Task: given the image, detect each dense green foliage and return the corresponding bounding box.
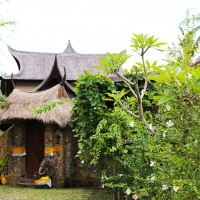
[70,13,200,200]
[70,72,115,138]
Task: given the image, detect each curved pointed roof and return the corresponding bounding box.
[5,41,108,81]
[33,55,75,96]
[63,40,77,54]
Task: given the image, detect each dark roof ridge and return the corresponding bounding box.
[33,55,75,95]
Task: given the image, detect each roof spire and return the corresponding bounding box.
[11,73,15,89]
[63,40,77,54]
[60,67,66,86]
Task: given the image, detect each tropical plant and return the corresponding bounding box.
[70,14,200,199]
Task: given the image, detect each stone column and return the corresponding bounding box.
[53,126,66,187]
[7,121,26,185]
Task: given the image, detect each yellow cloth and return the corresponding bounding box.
[35,176,51,187]
[44,148,54,156]
[45,146,63,155]
[12,147,26,156]
[53,145,62,152]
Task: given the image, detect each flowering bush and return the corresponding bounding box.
[70,14,200,200]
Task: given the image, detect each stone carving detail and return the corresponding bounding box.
[38,156,55,177]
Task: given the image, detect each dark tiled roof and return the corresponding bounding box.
[5,41,108,81]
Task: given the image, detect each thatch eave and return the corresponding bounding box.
[0,85,74,128]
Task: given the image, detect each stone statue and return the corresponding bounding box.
[38,156,55,178]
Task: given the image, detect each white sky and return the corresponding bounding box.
[0,0,199,74]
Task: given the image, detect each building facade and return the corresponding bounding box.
[0,41,113,187]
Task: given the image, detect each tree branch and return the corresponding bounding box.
[115,72,137,99]
[141,79,148,100]
[118,100,139,119]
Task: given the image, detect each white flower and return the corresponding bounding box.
[118,174,123,177]
[130,121,135,127]
[187,73,192,79]
[132,194,138,200]
[125,188,131,195]
[162,184,168,191]
[163,131,166,138]
[123,149,128,154]
[101,184,105,189]
[150,161,154,167]
[149,123,154,130]
[150,176,155,182]
[112,146,117,151]
[166,105,171,111]
[166,120,174,128]
[172,186,179,192]
[81,160,84,164]
[77,150,82,154]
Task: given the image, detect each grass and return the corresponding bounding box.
[0,185,112,200]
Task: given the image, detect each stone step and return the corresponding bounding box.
[18,178,35,186]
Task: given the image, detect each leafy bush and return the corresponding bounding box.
[70,13,200,200]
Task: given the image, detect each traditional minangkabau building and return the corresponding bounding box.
[0,41,117,187]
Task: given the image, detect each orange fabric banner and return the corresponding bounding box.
[10,147,26,156]
[12,147,26,154]
[45,147,54,156]
[53,145,62,152]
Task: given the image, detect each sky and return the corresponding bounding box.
[0,0,199,74]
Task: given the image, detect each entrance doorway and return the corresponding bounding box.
[25,120,44,179]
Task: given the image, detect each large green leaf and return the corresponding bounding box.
[0,155,8,167]
[158,94,174,105]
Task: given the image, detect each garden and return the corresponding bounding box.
[0,11,200,200]
[69,12,200,200]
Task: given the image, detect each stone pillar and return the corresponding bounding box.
[0,130,8,160]
[43,125,73,187]
[52,126,66,187]
[44,125,53,147]
[65,126,73,185]
[7,121,26,185]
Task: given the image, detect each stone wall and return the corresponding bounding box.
[6,121,26,185]
[0,132,8,160]
[1,121,99,187]
[44,124,73,187]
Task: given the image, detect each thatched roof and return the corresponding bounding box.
[0,85,74,128]
[5,41,109,81]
